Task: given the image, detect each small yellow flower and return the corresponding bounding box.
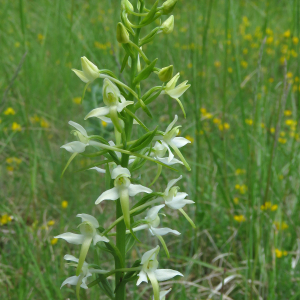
[235,184,240,190]
[261,123,265,128]
[12,122,22,131]
[228,67,233,73]
[270,127,275,134]
[200,108,207,114]
[203,112,213,119]
[266,36,273,44]
[241,61,248,68]
[278,137,287,144]
[214,61,221,68]
[278,174,284,180]
[61,200,68,209]
[283,250,288,256]
[243,48,248,55]
[271,204,278,211]
[4,107,16,115]
[266,28,273,35]
[239,184,247,194]
[293,37,299,45]
[15,42,20,48]
[72,97,81,104]
[280,56,286,65]
[284,110,292,116]
[6,165,14,172]
[285,119,294,126]
[287,72,293,79]
[245,119,253,126]
[37,33,45,42]
[281,222,289,230]
[51,238,58,245]
[6,157,14,164]
[213,118,221,124]
[275,249,283,258]
[269,78,274,83]
[0,214,13,225]
[101,120,108,127]
[185,135,194,144]
[233,197,239,204]
[40,119,50,128]
[187,63,193,69]
[280,131,286,137]
[283,30,291,38]
[47,220,55,226]
[223,123,230,130]
[235,169,246,175]
[234,215,246,222]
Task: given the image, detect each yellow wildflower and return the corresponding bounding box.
[241,61,248,68]
[213,118,221,124]
[287,72,293,79]
[15,42,20,48]
[278,174,284,180]
[270,127,275,134]
[281,222,289,230]
[0,214,13,225]
[40,119,50,128]
[245,119,253,126]
[266,28,273,35]
[243,48,248,55]
[101,120,108,127]
[228,67,233,73]
[280,56,286,64]
[235,184,240,190]
[235,169,246,175]
[280,131,286,137]
[187,63,193,69]
[271,204,278,211]
[239,184,247,194]
[261,123,265,128]
[51,238,58,245]
[6,166,14,172]
[234,215,246,222]
[72,97,81,104]
[12,122,22,131]
[61,200,68,209]
[185,135,194,144]
[275,249,283,258]
[203,112,213,119]
[214,61,221,68]
[293,37,299,45]
[37,33,45,42]
[242,16,250,26]
[269,78,274,83]
[244,34,252,41]
[283,30,291,38]
[266,36,273,44]
[47,220,55,226]
[233,197,239,204]
[278,137,287,144]
[285,119,294,126]
[4,107,16,115]
[200,108,207,114]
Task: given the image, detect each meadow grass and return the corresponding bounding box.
[1,0,300,299]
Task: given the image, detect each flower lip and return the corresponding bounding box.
[111,165,131,179]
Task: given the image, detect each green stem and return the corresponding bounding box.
[128,41,151,64]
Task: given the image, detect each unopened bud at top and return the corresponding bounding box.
[158,65,173,82]
[121,0,134,12]
[161,15,174,34]
[116,22,130,44]
[162,0,178,15]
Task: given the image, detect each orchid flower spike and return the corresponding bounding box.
[161,73,190,118]
[61,254,108,300]
[72,56,100,84]
[84,79,133,132]
[55,214,109,276]
[95,165,152,230]
[159,115,191,170]
[152,288,172,300]
[137,246,183,300]
[127,204,180,257]
[163,176,196,228]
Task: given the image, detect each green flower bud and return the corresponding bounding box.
[158,65,173,82]
[121,0,134,12]
[162,0,178,15]
[116,22,130,44]
[161,15,174,34]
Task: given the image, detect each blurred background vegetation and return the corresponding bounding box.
[1,0,300,299]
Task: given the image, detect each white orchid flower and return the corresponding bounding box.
[163,176,196,228]
[158,115,191,170]
[127,205,180,257]
[84,79,133,132]
[61,254,108,299]
[137,246,183,300]
[153,288,172,300]
[55,214,109,276]
[151,141,183,166]
[95,165,152,229]
[161,73,190,117]
[72,56,100,84]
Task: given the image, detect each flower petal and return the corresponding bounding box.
[84,107,110,120]
[146,205,165,221]
[165,176,182,194]
[156,157,183,166]
[166,199,194,210]
[61,276,79,289]
[116,100,134,112]
[72,69,89,83]
[93,233,109,245]
[111,165,131,179]
[137,270,148,285]
[165,115,178,134]
[95,187,119,204]
[154,269,183,281]
[61,141,87,153]
[76,213,99,228]
[161,141,174,162]
[89,166,106,173]
[128,184,152,197]
[64,254,79,263]
[171,137,191,148]
[55,232,84,245]
[166,73,180,90]
[167,81,190,98]
[141,245,160,264]
[150,227,181,236]
[68,121,88,137]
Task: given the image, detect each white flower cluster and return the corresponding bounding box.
[56,1,194,299]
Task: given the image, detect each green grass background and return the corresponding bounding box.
[1,0,300,299]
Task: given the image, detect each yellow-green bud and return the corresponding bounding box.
[158,65,173,82]
[121,0,134,12]
[116,22,130,44]
[161,15,174,34]
[162,0,178,15]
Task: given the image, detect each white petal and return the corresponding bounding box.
[146,205,165,221]
[141,246,160,264]
[68,121,88,137]
[137,270,148,285]
[165,115,178,133]
[171,137,191,148]
[72,69,89,83]
[116,101,134,112]
[156,157,183,166]
[95,187,119,204]
[61,276,79,288]
[165,176,182,194]
[103,78,121,97]
[64,254,79,263]
[128,184,152,197]
[76,214,99,228]
[93,233,109,245]
[111,165,131,179]
[161,141,174,162]
[89,167,106,173]
[150,227,181,236]
[128,158,135,164]
[166,199,194,210]
[173,192,188,201]
[159,289,172,300]
[130,224,148,233]
[80,277,89,289]
[97,115,112,123]
[55,232,84,245]
[166,73,180,90]
[154,269,183,281]
[61,141,87,153]
[167,81,190,98]
[84,107,110,120]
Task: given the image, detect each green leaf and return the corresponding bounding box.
[61,153,77,177]
[140,0,159,25]
[96,275,114,300]
[133,58,158,84]
[125,234,136,254]
[129,127,158,152]
[121,53,130,73]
